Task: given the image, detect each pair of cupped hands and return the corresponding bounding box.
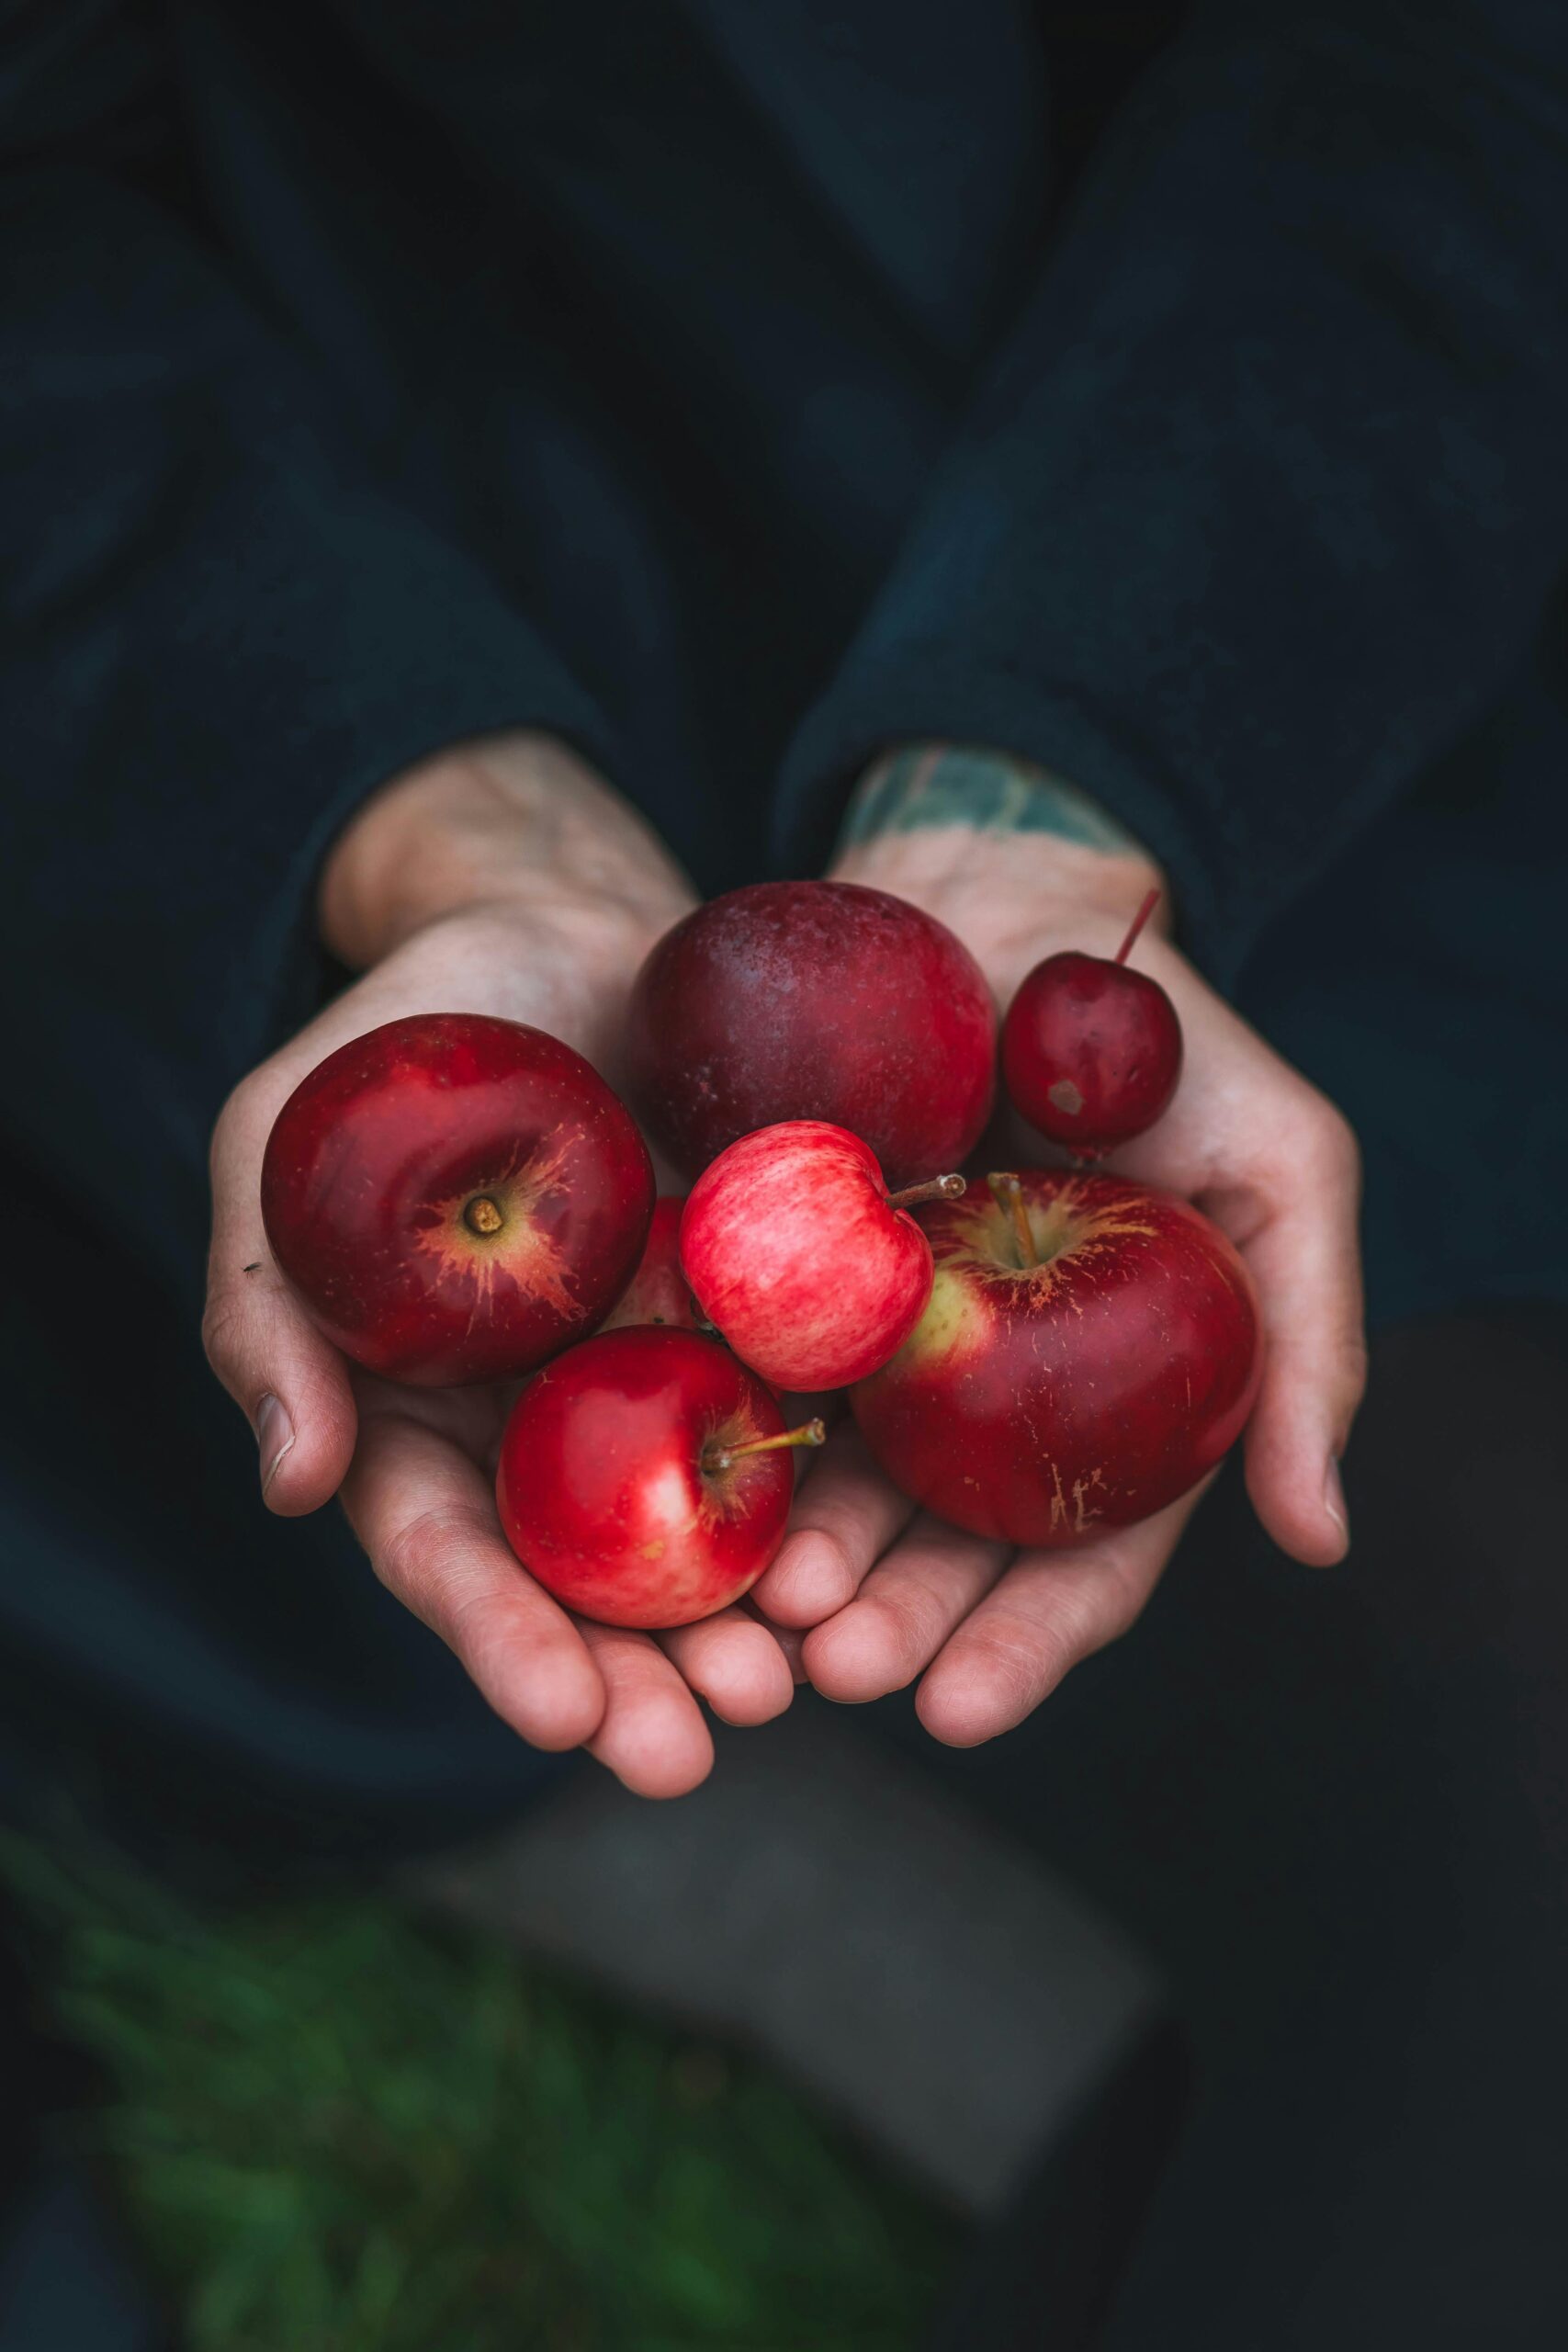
[204,732,1367,1798]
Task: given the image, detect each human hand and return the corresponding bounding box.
[753,746,1366,1745]
[202,733,795,1796]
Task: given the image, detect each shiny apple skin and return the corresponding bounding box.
[625,880,996,1187]
[496,1328,795,1628]
[1003,953,1183,1156]
[598,1196,698,1333]
[852,1171,1260,1546]
[261,1013,653,1386]
[680,1122,934,1391]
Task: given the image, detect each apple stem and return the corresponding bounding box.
[987,1171,1038,1268]
[886,1172,965,1213]
[1114,888,1161,967]
[704,1419,827,1476]
[462,1194,505,1237]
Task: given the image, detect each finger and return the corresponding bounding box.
[802,1515,1010,1704]
[760,1615,811,1683]
[751,1424,919,1627]
[341,1408,605,1752]
[205,1078,356,1515]
[659,1606,795,1725]
[739,1600,810,1682]
[577,1623,716,1799]
[1222,1120,1366,1567]
[915,1483,1206,1747]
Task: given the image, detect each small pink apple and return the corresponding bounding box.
[679,1121,963,1391]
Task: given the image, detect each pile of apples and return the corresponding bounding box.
[262,883,1260,1629]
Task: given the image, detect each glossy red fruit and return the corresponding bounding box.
[1003,892,1182,1157]
[496,1328,824,1628]
[599,1197,699,1334]
[852,1170,1260,1547]
[261,1013,653,1386]
[625,880,996,1187]
[680,1122,964,1392]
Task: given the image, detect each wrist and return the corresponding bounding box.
[830,742,1168,931]
[319,729,695,970]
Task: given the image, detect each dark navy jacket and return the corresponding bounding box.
[4,1,1566,1849]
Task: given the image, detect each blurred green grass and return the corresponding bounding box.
[3,1839,956,2352]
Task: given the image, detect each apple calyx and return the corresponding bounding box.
[987,1171,1039,1268]
[461,1193,506,1237]
[701,1418,827,1476]
[885,1172,965,1213]
[1113,888,1162,967]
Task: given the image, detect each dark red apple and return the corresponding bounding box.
[496,1328,824,1628]
[852,1170,1260,1546]
[1003,891,1182,1157]
[599,1196,699,1334]
[625,880,996,1187]
[680,1122,964,1392]
[261,1012,653,1386]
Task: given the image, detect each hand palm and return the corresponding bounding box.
[206,906,795,1800]
[756,899,1366,1747]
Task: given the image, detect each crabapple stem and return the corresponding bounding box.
[1114,888,1162,967]
[886,1172,965,1212]
[987,1171,1038,1268]
[463,1194,505,1236]
[704,1418,827,1476]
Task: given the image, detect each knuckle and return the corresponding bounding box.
[883,1561,959,1657]
[1091,1555,1151,1648]
[209,1069,268,1168]
[1039,1581,1109,1668]
[802,1521,856,1592]
[965,1614,1068,1713]
[377,1504,492,1615]
[1259,1087,1359,1193]
[1304,1098,1362,1190]
[199,1289,250,1383]
[446,1586,518,1689]
[841,1493,894,1560]
[200,1265,299,1399]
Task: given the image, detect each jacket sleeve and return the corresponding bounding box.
[777,0,1568,979]
[1,144,614,1272]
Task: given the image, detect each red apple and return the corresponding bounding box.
[261,1012,653,1386]
[679,1122,964,1391]
[1003,891,1182,1158]
[496,1328,824,1628]
[601,1196,786,1398]
[625,880,996,1187]
[852,1170,1260,1546]
[598,1196,700,1334]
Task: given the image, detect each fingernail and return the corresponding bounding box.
[1323,1456,1349,1549]
[255,1395,295,1497]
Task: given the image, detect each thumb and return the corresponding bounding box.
[203,1072,357,1513]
